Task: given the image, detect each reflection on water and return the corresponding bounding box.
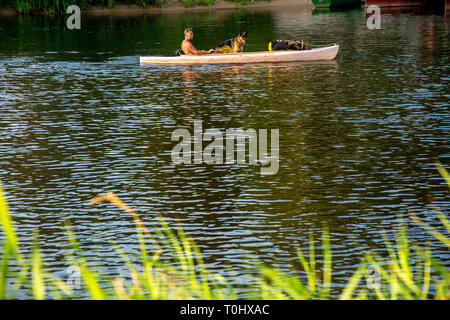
[0,7,449,296]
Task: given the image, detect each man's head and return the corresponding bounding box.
[184,28,193,40]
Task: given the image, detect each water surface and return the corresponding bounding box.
[0,7,449,297]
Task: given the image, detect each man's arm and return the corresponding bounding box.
[182,41,213,55]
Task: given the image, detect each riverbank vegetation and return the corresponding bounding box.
[0,162,449,299]
[0,0,267,13]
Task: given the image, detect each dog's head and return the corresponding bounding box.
[237,31,248,45]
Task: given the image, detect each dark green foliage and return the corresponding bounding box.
[0,0,267,13]
[194,0,213,6]
[0,1,163,13]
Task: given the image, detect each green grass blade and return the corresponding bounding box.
[32,242,45,300]
[395,217,412,281]
[409,213,450,248]
[380,229,399,265]
[7,264,29,300]
[435,160,450,189]
[48,274,74,298]
[321,227,332,299]
[0,241,10,299]
[420,244,431,299]
[158,217,188,273]
[339,264,364,300]
[433,207,450,234]
[296,247,314,291]
[79,263,106,300]
[192,242,211,299]
[0,180,21,262]
[309,233,316,277]
[65,225,106,299]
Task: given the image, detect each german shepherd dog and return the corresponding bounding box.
[214,31,248,53]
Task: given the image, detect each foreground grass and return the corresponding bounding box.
[0,162,449,299]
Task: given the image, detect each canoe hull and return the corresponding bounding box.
[140,45,339,66]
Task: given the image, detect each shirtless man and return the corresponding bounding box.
[181,28,215,55]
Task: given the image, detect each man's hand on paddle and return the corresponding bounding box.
[181,41,213,55]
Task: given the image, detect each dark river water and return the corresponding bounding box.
[0,7,449,297]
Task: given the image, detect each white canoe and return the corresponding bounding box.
[140,44,339,66]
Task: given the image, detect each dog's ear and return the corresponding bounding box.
[241,31,248,38]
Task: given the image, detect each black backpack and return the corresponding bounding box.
[268,40,310,51]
